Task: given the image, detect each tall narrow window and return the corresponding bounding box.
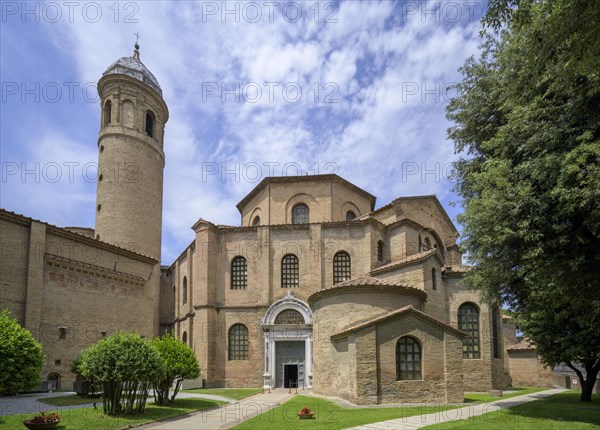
[333,251,351,284]
[458,303,480,359]
[145,110,155,137]
[182,276,187,304]
[58,327,67,340]
[229,324,248,360]
[292,204,309,224]
[103,100,112,127]
[432,268,437,290]
[252,216,260,226]
[492,306,501,359]
[377,240,384,262]
[182,331,187,345]
[346,210,356,221]
[396,336,422,380]
[281,254,299,288]
[231,256,247,289]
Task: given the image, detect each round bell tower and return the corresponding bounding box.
[95,43,168,261]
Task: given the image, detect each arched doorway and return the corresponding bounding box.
[47,373,61,391]
[261,291,312,389]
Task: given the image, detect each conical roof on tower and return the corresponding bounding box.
[102,43,162,96]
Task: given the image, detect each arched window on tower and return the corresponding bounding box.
[396,337,422,380]
[182,276,187,304]
[292,204,309,224]
[182,331,187,345]
[252,216,260,226]
[103,100,112,127]
[458,303,480,359]
[281,254,299,288]
[145,110,155,138]
[333,251,351,284]
[231,256,247,289]
[228,324,248,360]
[346,210,356,221]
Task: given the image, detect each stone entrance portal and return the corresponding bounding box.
[261,291,312,389]
[277,341,304,388]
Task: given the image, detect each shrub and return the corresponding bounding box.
[152,333,201,405]
[79,333,164,414]
[0,309,43,395]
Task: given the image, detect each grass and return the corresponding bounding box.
[464,387,547,403]
[182,387,263,400]
[231,394,460,430]
[422,391,600,429]
[39,394,101,406]
[0,397,224,430]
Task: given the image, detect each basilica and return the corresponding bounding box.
[0,46,509,404]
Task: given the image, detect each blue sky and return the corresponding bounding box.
[1,1,486,264]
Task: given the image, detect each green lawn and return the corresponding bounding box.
[422,391,600,429]
[39,394,101,406]
[231,394,459,430]
[183,388,262,400]
[0,398,224,430]
[464,387,547,403]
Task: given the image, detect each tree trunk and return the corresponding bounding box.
[567,360,600,402]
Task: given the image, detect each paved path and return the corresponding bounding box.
[0,391,93,416]
[142,389,295,430]
[347,388,567,430]
[0,391,232,417]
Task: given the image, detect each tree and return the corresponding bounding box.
[447,0,600,401]
[79,333,164,414]
[70,355,96,396]
[0,310,44,395]
[152,334,201,405]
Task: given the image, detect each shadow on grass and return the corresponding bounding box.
[484,391,599,428]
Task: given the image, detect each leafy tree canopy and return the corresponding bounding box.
[152,334,201,405]
[0,310,44,395]
[448,0,600,401]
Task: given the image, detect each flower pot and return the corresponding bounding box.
[297,412,314,419]
[23,418,61,430]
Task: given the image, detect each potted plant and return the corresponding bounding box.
[23,412,61,429]
[297,406,314,419]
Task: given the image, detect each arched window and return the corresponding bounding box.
[492,306,501,359]
[103,100,112,127]
[346,210,356,221]
[182,276,187,304]
[274,309,305,325]
[228,324,248,360]
[252,216,260,226]
[333,251,351,284]
[145,110,155,137]
[231,257,247,289]
[292,204,309,224]
[281,254,299,288]
[182,331,187,344]
[458,303,480,359]
[396,337,422,380]
[377,240,384,262]
[432,268,437,290]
